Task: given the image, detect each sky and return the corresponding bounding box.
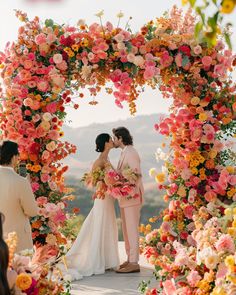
[0,0,235,127]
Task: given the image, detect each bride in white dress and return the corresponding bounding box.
[61,133,120,280]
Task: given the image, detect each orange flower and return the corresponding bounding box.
[16,273,32,290]
[32,220,42,229]
[205,159,215,169]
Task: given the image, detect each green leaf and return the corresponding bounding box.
[189,0,196,7]
[182,56,190,67]
[45,19,54,27]
[224,33,232,50]
[194,21,203,39]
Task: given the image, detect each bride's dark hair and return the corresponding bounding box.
[0,213,11,295]
[95,133,110,153]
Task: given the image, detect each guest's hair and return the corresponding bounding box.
[0,141,19,165]
[95,133,110,153]
[0,213,11,295]
[112,127,133,145]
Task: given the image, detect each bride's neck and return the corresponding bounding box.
[100,149,109,160]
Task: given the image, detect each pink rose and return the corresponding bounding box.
[35,33,47,45]
[37,197,48,206]
[37,80,49,92]
[202,56,212,67]
[162,279,176,295]
[53,53,63,64]
[31,182,40,193]
[204,190,217,202]
[193,45,202,55]
[187,270,201,287]
[215,234,235,253]
[46,102,57,113]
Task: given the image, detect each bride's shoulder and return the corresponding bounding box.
[92,158,106,171]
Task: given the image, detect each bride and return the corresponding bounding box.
[61,133,120,280]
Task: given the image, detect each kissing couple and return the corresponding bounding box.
[60,127,144,280]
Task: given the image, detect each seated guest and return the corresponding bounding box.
[0,140,39,252]
[0,213,11,295]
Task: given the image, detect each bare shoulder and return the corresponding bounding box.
[92,158,106,171]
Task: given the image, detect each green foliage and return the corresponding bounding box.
[60,214,85,241]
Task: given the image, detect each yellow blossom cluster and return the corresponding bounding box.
[186,150,205,173]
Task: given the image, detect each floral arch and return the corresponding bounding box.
[0,6,236,294]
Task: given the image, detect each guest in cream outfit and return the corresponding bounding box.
[112,127,144,273]
[0,141,38,252]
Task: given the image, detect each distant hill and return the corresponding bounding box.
[62,113,168,188]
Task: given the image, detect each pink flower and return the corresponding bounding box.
[144,67,156,80]
[53,53,63,64]
[186,270,201,287]
[215,234,235,253]
[183,205,194,219]
[41,174,50,183]
[193,45,202,55]
[31,182,40,193]
[162,279,176,295]
[35,33,47,45]
[46,102,57,113]
[161,221,171,233]
[37,80,49,92]
[202,56,212,67]
[37,197,48,206]
[204,190,217,202]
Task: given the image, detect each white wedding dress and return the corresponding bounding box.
[61,193,120,280]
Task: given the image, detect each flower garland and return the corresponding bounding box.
[0,6,235,294]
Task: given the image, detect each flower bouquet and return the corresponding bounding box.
[5,232,72,295]
[81,167,107,199]
[105,165,140,200]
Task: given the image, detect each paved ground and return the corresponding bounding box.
[71,242,156,295]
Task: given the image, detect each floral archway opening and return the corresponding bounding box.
[0,6,236,294]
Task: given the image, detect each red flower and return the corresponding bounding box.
[179,45,191,56]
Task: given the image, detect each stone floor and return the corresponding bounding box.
[71,242,156,295]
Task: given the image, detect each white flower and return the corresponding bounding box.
[42,112,52,122]
[155,148,168,162]
[95,10,104,17]
[117,11,124,18]
[77,19,86,26]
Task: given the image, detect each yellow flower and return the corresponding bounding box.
[225,255,235,267]
[155,173,165,183]
[226,166,235,174]
[16,273,32,290]
[224,208,233,217]
[199,112,208,121]
[227,274,236,284]
[212,286,227,295]
[191,167,198,175]
[163,215,170,222]
[72,44,79,52]
[182,0,188,5]
[228,227,236,236]
[149,168,157,178]
[191,96,200,105]
[145,224,152,232]
[221,0,235,13]
[80,39,89,47]
[209,149,217,159]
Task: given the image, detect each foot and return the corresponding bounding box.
[116,263,140,273]
[119,261,129,269]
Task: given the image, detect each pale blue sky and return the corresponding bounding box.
[0,0,235,127]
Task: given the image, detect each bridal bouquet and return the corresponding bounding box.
[81,167,107,199]
[105,166,140,200]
